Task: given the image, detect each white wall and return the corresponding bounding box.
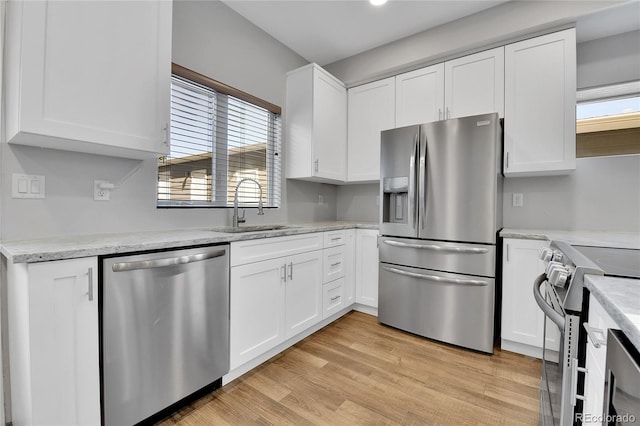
[503,155,640,232]
[577,30,640,89]
[0,0,337,241]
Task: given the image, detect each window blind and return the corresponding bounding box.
[158,74,281,208]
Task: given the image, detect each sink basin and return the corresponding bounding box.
[210,224,294,233]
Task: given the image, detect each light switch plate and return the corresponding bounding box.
[12,174,45,199]
[512,193,524,207]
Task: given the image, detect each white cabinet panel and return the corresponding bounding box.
[8,257,100,426]
[347,77,396,182]
[324,229,346,248]
[344,229,357,306]
[444,47,504,119]
[583,293,619,423]
[4,0,172,159]
[501,238,560,358]
[504,29,576,176]
[286,63,347,183]
[285,250,323,338]
[230,258,285,370]
[395,63,445,126]
[231,232,323,266]
[323,245,346,284]
[355,229,380,308]
[323,278,346,319]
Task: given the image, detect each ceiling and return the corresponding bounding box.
[221,0,640,66]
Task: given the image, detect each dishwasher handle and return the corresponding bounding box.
[112,249,227,272]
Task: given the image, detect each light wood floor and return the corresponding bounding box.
[158,311,542,425]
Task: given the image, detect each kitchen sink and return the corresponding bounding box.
[210,224,296,233]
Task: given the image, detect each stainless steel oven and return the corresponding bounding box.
[534,241,640,426]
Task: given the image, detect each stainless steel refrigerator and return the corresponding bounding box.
[378,112,502,354]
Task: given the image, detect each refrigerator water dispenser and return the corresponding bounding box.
[382,176,409,224]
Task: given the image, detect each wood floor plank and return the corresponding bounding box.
[158,311,542,425]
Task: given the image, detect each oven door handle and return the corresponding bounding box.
[533,273,565,330]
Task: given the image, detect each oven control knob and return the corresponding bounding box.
[552,251,564,262]
[540,248,555,262]
[545,261,563,276]
[548,264,570,287]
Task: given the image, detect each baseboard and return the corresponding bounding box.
[501,339,559,362]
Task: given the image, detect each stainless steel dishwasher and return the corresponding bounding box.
[101,245,229,426]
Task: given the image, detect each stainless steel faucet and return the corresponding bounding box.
[233,178,264,227]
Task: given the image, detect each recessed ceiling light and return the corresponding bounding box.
[370,0,387,6]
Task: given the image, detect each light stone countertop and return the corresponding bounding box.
[1,221,379,264]
[500,228,640,249]
[585,275,640,352]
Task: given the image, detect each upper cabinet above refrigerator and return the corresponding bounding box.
[503,28,576,177]
[4,0,173,160]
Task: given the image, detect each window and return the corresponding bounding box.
[576,82,640,158]
[158,64,282,208]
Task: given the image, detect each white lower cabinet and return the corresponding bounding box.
[7,257,100,426]
[285,251,324,338]
[323,278,346,319]
[344,229,357,305]
[229,257,286,370]
[501,238,560,358]
[582,294,618,424]
[230,249,323,370]
[355,229,379,308]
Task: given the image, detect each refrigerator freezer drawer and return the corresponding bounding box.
[378,236,496,278]
[378,262,494,353]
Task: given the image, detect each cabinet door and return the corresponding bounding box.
[347,77,396,182]
[230,258,285,369]
[285,250,323,338]
[344,229,357,306]
[28,257,100,426]
[501,238,560,355]
[313,69,347,181]
[355,230,380,307]
[444,47,504,119]
[504,29,576,176]
[5,0,171,159]
[395,63,445,126]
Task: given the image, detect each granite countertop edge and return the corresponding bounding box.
[500,228,640,249]
[584,275,640,353]
[1,222,379,264]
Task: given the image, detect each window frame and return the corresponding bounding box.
[576,81,640,158]
[157,64,282,208]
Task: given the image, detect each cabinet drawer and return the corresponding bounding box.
[231,233,323,266]
[324,246,346,283]
[323,278,345,319]
[324,230,346,247]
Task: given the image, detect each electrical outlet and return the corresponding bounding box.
[94,180,111,201]
[512,193,524,207]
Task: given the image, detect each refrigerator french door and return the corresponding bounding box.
[378,113,502,354]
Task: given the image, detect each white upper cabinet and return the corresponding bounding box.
[347,77,396,182]
[444,47,505,119]
[395,63,445,127]
[4,0,172,159]
[504,28,576,177]
[286,64,347,183]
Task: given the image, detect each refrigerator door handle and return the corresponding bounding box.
[382,266,489,286]
[418,133,427,231]
[381,239,490,254]
[409,133,419,230]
